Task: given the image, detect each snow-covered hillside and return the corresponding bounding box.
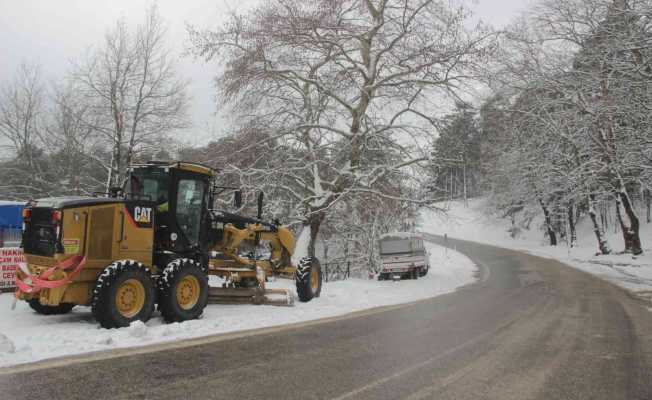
[419,199,652,301]
[0,242,476,367]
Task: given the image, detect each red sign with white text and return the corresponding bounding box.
[0,247,23,290]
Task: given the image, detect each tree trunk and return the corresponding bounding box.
[105,151,115,191]
[600,201,607,233]
[307,211,326,259]
[616,189,643,255]
[450,168,453,200]
[614,197,630,248]
[567,201,577,248]
[113,143,121,188]
[539,198,557,246]
[463,160,467,207]
[588,195,611,255]
[645,188,651,224]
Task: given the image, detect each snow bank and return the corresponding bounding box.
[0,243,476,367]
[419,199,652,299]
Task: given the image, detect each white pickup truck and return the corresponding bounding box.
[377,233,429,281]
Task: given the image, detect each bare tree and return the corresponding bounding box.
[0,63,53,197]
[0,63,45,174]
[189,0,496,256]
[75,5,190,190]
[46,80,106,195]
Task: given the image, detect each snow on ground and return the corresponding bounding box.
[419,198,652,301]
[0,243,476,367]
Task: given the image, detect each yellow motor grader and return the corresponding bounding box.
[15,161,322,328]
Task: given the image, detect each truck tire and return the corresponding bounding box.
[158,259,209,323]
[296,257,322,302]
[419,266,429,277]
[92,260,156,329]
[28,299,75,315]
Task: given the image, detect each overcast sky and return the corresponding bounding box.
[0,0,528,146]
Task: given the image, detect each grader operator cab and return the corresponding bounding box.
[15,161,322,328]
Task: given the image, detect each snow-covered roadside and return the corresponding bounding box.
[0,243,476,367]
[419,199,652,302]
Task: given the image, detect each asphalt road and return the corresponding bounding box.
[2,237,652,400]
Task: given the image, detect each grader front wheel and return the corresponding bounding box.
[296,257,322,302]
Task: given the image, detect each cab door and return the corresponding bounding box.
[168,169,210,255]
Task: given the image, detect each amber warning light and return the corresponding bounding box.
[52,210,62,224]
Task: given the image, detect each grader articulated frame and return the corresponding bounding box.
[207,209,316,306]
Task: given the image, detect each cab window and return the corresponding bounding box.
[127,170,169,205]
[176,179,206,245]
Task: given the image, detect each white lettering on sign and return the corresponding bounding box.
[0,247,23,289]
[134,207,152,224]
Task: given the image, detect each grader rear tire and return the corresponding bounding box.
[91,260,156,329]
[158,259,208,323]
[28,299,75,315]
[296,257,322,302]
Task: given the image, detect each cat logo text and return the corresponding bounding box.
[134,207,152,224]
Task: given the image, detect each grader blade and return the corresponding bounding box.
[207,287,295,306]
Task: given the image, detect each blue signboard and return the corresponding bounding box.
[0,202,24,229]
